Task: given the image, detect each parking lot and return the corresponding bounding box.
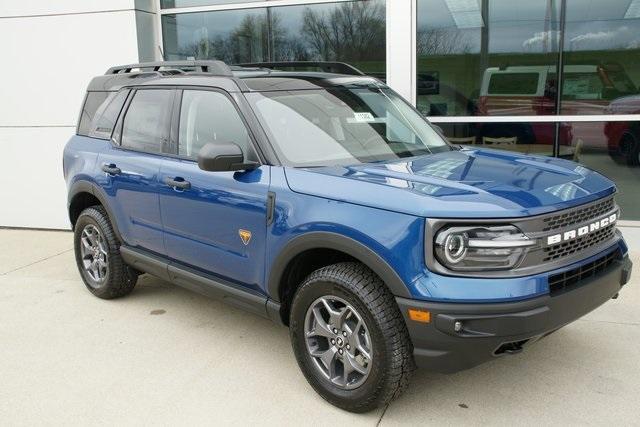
[1,228,639,426]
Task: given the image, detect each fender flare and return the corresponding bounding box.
[267,231,412,300]
[68,180,123,241]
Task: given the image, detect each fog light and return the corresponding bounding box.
[454,321,463,332]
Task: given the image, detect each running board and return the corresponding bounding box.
[119,246,282,324]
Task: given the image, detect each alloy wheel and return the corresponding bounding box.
[80,224,109,284]
[304,295,373,390]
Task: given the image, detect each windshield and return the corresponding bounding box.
[246,86,451,167]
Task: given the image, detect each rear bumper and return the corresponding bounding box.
[396,254,632,373]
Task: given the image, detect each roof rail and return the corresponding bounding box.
[106,60,233,76]
[235,61,366,76]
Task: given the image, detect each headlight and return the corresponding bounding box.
[434,225,535,271]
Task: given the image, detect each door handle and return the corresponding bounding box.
[164,176,191,190]
[101,163,121,175]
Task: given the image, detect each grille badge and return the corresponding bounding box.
[545,212,617,246]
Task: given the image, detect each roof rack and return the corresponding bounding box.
[235,61,366,76]
[105,60,233,76]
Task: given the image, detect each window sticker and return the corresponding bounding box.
[353,112,376,122]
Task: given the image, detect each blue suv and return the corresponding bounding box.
[64,60,632,412]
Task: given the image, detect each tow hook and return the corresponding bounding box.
[494,340,529,356]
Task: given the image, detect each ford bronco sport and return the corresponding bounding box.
[64,60,632,413]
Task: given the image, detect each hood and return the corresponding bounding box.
[284,148,616,219]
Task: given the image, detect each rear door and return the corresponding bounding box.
[96,88,175,255]
[158,89,270,292]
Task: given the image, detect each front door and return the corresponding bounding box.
[159,89,270,292]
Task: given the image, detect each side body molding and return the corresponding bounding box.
[267,231,412,301]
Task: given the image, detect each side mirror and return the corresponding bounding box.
[197,142,258,172]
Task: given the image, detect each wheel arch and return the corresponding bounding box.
[268,232,412,325]
[68,180,123,241]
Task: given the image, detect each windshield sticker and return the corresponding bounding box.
[353,112,376,122]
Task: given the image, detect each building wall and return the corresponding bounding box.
[0,1,156,229]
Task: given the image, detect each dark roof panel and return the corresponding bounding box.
[238,73,385,92]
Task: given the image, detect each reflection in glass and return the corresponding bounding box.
[437,121,575,157]
[246,86,449,167]
[416,0,561,117]
[270,1,385,75]
[162,1,385,74]
[162,8,270,63]
[567,120,640,220]
[563,0,640,115]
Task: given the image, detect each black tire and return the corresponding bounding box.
[74,206,138,299]
[622,132,640,166]
[290,262,415,413]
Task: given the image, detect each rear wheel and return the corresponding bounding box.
[74,206,138,299]
[621,131,640,166]
[290,262,415,413]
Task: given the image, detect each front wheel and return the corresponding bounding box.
[290,262,415,413]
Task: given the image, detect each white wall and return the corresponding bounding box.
[0,1,156,229]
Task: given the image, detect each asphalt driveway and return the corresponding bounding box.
[1,229,639,425]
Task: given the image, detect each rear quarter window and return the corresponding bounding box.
[488,73,540,95]
[77,90,130,139]
[77,91,109,136]
[90,90,129,139]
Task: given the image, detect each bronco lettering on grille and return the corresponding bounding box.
[546,213,617,246]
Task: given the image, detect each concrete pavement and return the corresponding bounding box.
[1,228,639,426]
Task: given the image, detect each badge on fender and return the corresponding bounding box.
[239,229,252,245]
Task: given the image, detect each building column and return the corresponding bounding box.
[386,0,415,104]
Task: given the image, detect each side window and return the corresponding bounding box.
[121,89,174,154]
[77,92,109,136]
[178,90,255,160]
[90,90,129,139]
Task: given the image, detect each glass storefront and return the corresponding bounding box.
[416,0,561,117]
[417,0,640,220]
[162,8,269,63]
[563,0,640,115]
[162,0,386,74]
[570,120,640,218]
[158,0,639,220]
[438,122,560,157]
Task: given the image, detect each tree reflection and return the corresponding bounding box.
[173,1,385,68]
[416,28,472,55]
[299,1,385,63]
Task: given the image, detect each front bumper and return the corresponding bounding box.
[396,254,632,373]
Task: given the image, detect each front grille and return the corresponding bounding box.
[543,224,616,261]
[426,195,620,279]
[548,249,620,296]
[542,197,615,232]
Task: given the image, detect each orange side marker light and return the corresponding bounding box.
[408,309,431,323]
